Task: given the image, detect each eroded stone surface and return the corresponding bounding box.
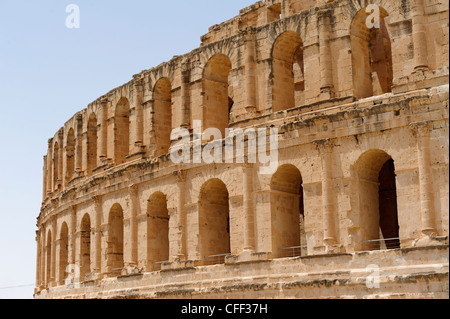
[35,0,449,299]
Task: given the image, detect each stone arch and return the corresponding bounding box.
[271,31,305,112]
[114,97,130,165]
[190,168,236,202]
[80,213,91,280]
[353,149,400,251]
[59,222,69,284]
[270,164,306,258]
[267,16,302,51]
[107,204,124,274]
[202,54,232,137]
[350,6,393,99]
[149,62,176,90]
[153,78,172,157]
[147,192,170,268]
[66,128,75,184]
[198,39,237,72]
[349,0,398,20]
[198,178,230,264]
[87,113,98,176]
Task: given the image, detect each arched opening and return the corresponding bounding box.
[87,113,98,175]
[350,7,393,99]
[153,78,172,157]
[270,164,306,258]
[147,192,170,269]
[198,179,230,265]
[80,214,91,281]
[355,150,400,251]
[66,129,75,184]
[272,31,305,112]
[59,223,69,284]
[203,54,232,137]
[114,98,130,165]
[107,204,124,275]
[46,230,53,286]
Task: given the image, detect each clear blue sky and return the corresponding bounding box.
[0,0,256,299]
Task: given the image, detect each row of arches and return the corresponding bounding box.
[272,6,393,106]
[40,148,401,287]
[47,76,174,192]
[49,115,99,189]
[46,215,92,284]
[46,5,398,195]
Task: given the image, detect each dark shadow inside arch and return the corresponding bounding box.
[153,78,172,157]
[198,178,231,265]
[271,31,305,112]
[107,204,124,275]
[203,54,232,138]
[378,158,400,249]
[147,192,170,269]
[270,164,306,258]
[80,214,91,280]
[59,223,69,284]
[356,150,400,251]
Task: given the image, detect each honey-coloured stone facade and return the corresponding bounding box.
[35,0,449,299]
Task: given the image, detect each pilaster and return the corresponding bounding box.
[410,121,437,237]
[314,139,339,251]
[318,9,335,100]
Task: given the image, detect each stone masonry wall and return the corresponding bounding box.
[35,0,449,299]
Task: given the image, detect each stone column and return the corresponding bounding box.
[411,122,437,236]
[92,196,103,274]
[243,27,257,110]
[75,114,84,175]
[50,217,57,286]
[44,233,49,287]
[40,229,45,288]
[47,139,53,194]
[55,129,64,191]
[81,128,88,178]
[35,230,41,289]
[243,163,255,252]
[106,105,115,162]
[143,99,157,157]
[318,9,335,99]
[73,228,82,282]
[128,185,139,267]
[315,139,337,248]
[174,170,187,260]
[70,205,77,267]
[130,76,145,156]
[100,222,109,275]
[181,62,191,129]
[134,77,144,146]
[42,156,48,200]
[55,234,62,285]
[411,0,429,71]
[99,98,109,163]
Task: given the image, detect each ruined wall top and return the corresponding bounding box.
[200,0,332,45]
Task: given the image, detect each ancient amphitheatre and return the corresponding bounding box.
[35,0,449,299]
